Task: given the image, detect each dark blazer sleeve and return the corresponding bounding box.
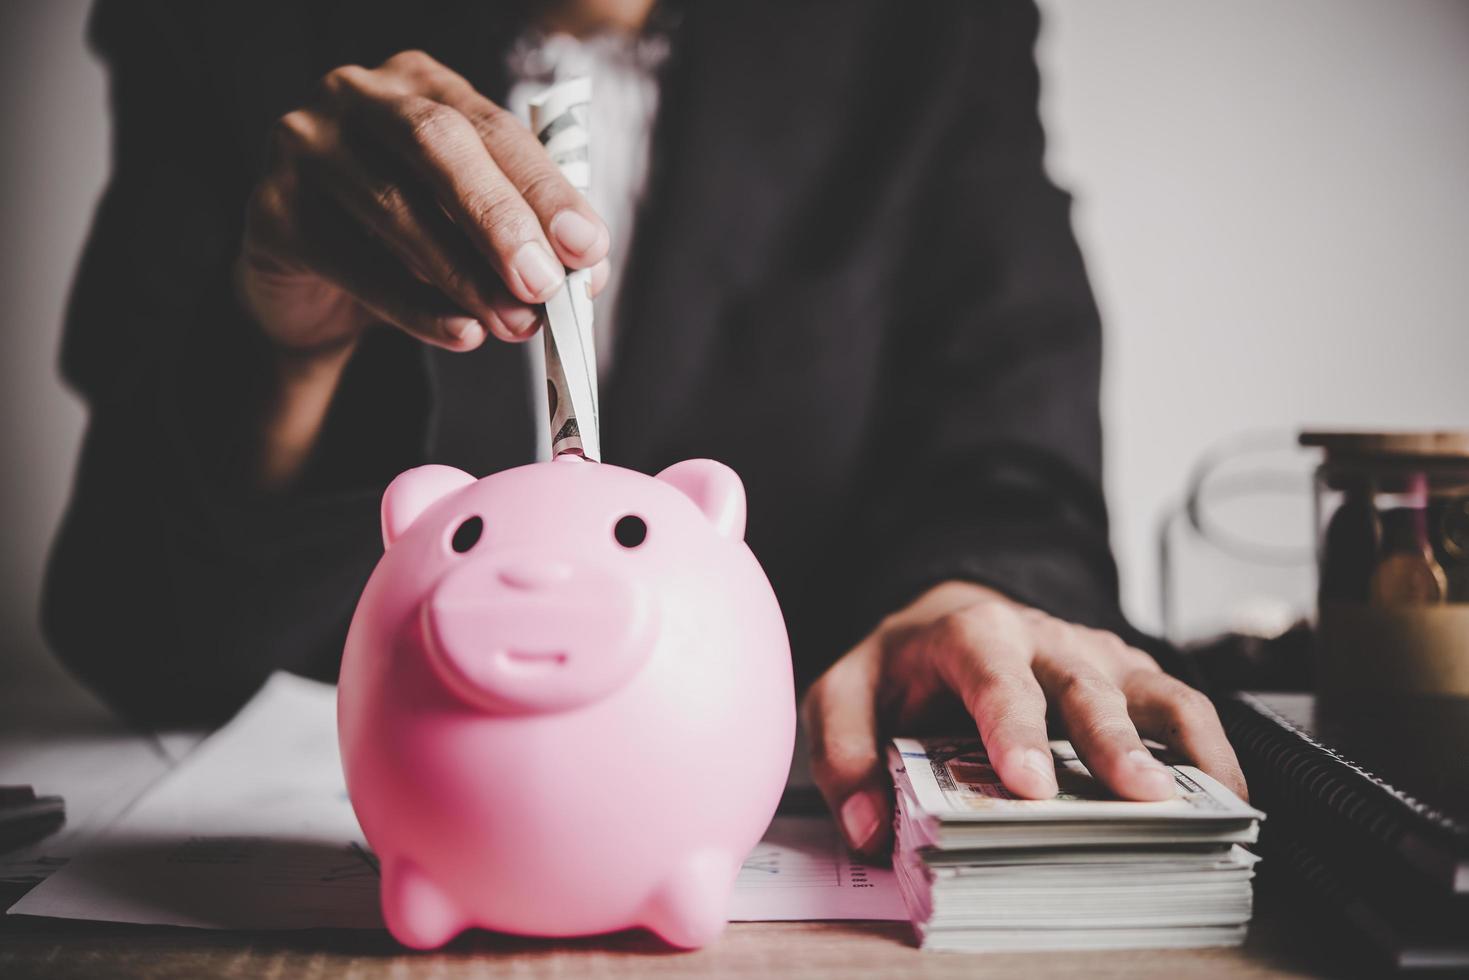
[41,0,428,727]
[859,1,1187,675]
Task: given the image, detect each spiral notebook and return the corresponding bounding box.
[1222,692,1469,970]
[1222,692,1468,893]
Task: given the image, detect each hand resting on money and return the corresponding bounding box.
[236,50,610,488]
[802,581,1248,857]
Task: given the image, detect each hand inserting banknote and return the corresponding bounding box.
[531,78,602,461]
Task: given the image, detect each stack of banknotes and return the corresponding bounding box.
[888,736,1264,953]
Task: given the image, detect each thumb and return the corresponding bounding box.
[801,642,891,856]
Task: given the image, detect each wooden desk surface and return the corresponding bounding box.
[0,680,1356,979]
[1,883,1350,979]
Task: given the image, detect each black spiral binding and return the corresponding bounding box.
[1221,693,1467,888]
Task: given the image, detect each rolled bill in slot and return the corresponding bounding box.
[530,77,601,461]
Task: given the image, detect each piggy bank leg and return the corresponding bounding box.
[381,856,467,950]
[641,849,737,950]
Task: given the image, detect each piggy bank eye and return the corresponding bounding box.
[614,515,647,548]
[451,516,483,553]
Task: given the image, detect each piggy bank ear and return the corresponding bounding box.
[655,459,746,540]
[381,465,477,548]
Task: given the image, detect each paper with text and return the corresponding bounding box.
[730,817,905,921]
[9,674,379,928]
[8,673,902,929]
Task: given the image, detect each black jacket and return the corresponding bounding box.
[44,0,1162,726]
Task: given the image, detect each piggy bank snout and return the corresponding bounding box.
[494,559,573,591]
[423,551,657,714]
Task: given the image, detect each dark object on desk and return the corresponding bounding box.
[1271,832,1468,974]
[1185,622,1314,694]
[1222,692,1469,971]
[0,786,65,852]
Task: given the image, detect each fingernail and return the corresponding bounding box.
[1127,748,1162,770]
[1128,749,1175,794]
[588,257,611,297]
[549,210,605,257]
[445,317,484,344]
[499,304,540,336]
[1023,748,1059,794]
[512,242,564,300]
[839,791,883,851]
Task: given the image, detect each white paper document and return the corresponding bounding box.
[8,673,379,929]
[9,673,902,930]
[0,686,206,884]
[730,817,905,921]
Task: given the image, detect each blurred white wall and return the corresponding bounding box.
[0,1,100,685]
[1,2,1467,687]
[1038,0,1469,630]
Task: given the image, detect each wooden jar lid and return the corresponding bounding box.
[1300,430,1469,461]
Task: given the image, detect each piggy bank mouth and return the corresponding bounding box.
[422,557,656,714]
[495,649,569,671]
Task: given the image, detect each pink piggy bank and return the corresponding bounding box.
[338,457,795,950]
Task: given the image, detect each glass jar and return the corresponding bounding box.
[1302,431,1469,700]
